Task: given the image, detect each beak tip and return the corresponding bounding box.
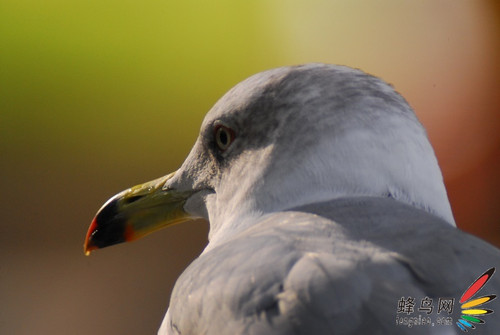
[83,217,99,255]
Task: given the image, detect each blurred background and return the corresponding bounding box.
[1,1,499,334]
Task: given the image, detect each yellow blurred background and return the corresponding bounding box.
[1,1,499,334]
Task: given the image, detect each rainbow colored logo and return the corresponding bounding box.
[456,267,496,332]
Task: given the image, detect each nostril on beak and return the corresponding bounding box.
[124,195,143,204]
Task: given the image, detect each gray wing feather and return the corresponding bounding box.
[163,198,500,335]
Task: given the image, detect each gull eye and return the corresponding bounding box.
[214,125,235,151]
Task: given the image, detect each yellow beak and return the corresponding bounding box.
[84,171,195,255]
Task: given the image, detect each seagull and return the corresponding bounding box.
[84,64,500,334]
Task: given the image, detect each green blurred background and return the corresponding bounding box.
[1,1,499,334]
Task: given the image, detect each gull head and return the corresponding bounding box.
[84,64,455,253]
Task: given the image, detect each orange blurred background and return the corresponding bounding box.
[1,1,499,334]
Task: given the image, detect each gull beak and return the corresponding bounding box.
[84,171,195,255]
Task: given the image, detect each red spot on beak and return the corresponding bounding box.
[124,224,136,242]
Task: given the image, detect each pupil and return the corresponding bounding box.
[219,129,228,145]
